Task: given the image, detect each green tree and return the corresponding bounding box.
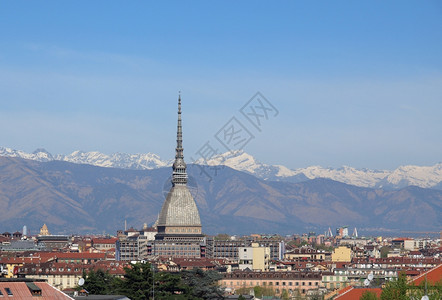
[281,288,290,300]
[287,239,308,248]
[313,244,334,252]
[238,295,246,300]
[380,273,408,300]
[408,279,442,300]
[380,246,390,258]
[360,290,379,300]
[309,292,323,300]
[291,288,303,300]
[214,233,231,240]
[155,271,193,298]
[236,287,251,295]
[113,264,228,300]
[253,286,275,297]
[83,269,116,295]
[114,262,154,300]
[180,268,224,299]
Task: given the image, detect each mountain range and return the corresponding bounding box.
[1,147,441,190]
[0,154,441,236]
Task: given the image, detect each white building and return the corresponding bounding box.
[239,242,270,271]
[404,239,432,251]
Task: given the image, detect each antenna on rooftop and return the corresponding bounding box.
[364,272,374,287]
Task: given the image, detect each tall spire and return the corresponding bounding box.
[172,93,187,185]
[176,93,183,160]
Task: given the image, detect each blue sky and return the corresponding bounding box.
[0,1,441,170]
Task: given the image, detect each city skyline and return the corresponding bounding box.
[1,1,441,170]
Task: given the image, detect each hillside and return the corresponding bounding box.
[0,156,440,235]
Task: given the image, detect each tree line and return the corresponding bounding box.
[79,262,224,300]
[360,273,441,300]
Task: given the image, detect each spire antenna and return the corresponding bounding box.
[172,93,187,185]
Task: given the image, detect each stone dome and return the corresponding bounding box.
[158,185,201,227]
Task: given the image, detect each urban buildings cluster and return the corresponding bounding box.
[1,97,441,299]
[1,224,441,299]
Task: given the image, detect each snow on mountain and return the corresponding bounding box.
[1,146,441,190]
[198,150,388,187]
[0,147,54,162]
[0,147,170,170]
[379,163,442,189]
[56,151,172,170]
[196,150,297,180]
[54,151,171,169]
[290,165,390,188]
[196,150,441,189]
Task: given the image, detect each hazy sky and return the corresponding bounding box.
[1,1,441,170]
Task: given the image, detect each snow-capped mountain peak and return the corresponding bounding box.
[0,146,441,190]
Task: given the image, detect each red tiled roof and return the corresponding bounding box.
[93,261,127,275]
[337,286,352,295]
[92,238,118,245]
[335,287,382,300]
[18,260,128,276]
[172,258,216,268]
[14,251,106,262]
[405,270,421,276]
[52,252,106,259]
[0,236,10,243]
[0,281,73,299]
[334,262,349,269]
[0,256,53,264]
[410,264,442,285]
[352,257,441,265]
[278,261,310,268]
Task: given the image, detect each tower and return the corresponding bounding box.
[153,95,205,258]
[39,224,50,236]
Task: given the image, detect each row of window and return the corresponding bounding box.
[156,252,199,256]
[155,247,199,251]
[21,267,81,273]
[167,228,199,233]
[323,276,347,281]
[227,281,319,287]
[274,288,307,294]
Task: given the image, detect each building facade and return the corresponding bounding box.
[206,237,284,260]
[331,246,352,262]
[238,243,270,271]
[220,271,323,297]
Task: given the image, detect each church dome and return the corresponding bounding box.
[156,95,202,231]
[158,185,201,227]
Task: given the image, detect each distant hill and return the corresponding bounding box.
[1,146,441,190]
[0,156,440,236]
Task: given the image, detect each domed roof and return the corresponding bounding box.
[157,95,202,229]
[158,185,201,227]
